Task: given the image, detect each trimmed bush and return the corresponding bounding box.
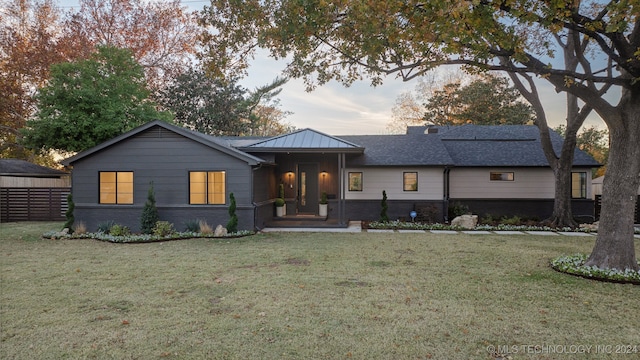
[109,224,130,236]
[140,181,159,234]
[227,193,238,233]
[152,221,174,237]
[380,190,389,222]
[64,193,75,233]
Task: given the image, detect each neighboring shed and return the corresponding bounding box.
[0,159,70,188]
[592,176,640,197]
[0,159,71,222]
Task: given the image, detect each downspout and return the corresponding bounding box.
[338,153,344,225]
[252,163,263,231]
[443,166,450,223]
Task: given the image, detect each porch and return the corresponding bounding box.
[241,129,364,228]
[265,214,347,228]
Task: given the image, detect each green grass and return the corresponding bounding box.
[2,222,640,359]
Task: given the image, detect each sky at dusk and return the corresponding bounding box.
[56,0,608,135]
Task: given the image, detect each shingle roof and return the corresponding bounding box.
[340,134,453,166]
[340,125,600,167]
[0,159,68,177]
[61,121,600,169]
[438,125,600,167]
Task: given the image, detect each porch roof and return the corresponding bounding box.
[239,128,364,153]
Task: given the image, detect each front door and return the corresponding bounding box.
[298,163,318,214]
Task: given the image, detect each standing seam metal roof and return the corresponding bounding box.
[241,128,364,151]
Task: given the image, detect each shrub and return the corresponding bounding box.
[199,220,213,234]
[183,219,200,232]
[448,202,469,219]
[227,193,238,233]
[380,190,389,222]
[152,221,174,237]
[109,224,130,236]
[73,221,87,235]
[320,192,328,204]
[140,181,159,234]
[97,220,116,233]
[501,215,522,225]
[481,214,497,225]
[416,204,439,223]
[64,193,75,233]
[275,198,285,207]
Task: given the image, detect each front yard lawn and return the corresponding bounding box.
[1,222,639,359]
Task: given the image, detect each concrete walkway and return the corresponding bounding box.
[261,222,640,237]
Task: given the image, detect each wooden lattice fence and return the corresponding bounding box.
[0,188,71,222]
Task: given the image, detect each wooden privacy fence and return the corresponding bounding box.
[0,188,71,222]
[594,195,640,224]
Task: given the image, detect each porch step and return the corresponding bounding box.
[265,216,348,229]
[273,215,327,221]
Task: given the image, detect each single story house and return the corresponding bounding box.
[61,120,600,232]
[1,159,71,222]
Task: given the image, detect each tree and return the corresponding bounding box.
[241,77,295,136]
[22,46,169,153]
[156,70,292,136]
[201,0,640,271]
[388,70,469,133]
[156,69,248,135]
[141,181,159,235]
[64,193,75,233]
[424,74,534,125]
[380,190,389,222]
[0,0,74,162]
[556,125,609,177]
[227,192,238,233]
[63,0,199,90]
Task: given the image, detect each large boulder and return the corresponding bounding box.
[451,214,478,229]
[214,225,228,237]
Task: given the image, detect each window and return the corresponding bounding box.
[100,171,133,204]
[572,172,587,199]
[403,172,418,191]
[348,172,363,191]
[189,171,226,204]
[490,172,514,181]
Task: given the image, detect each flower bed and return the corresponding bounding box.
[551,254,640,285]
[43,230,255,243]
[366,220,640,234]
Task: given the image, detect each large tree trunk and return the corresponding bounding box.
[585,96,640,271]
[547,147,578,228]
[544,93,585,228]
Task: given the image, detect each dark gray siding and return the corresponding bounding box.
[342,200,446,222]
[71,128,256,232]
[449,198,596,223]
